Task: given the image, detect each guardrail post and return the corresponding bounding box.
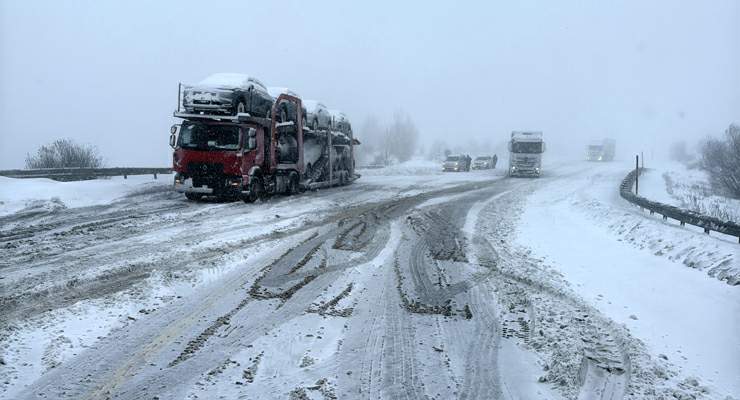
[124,173,127,179]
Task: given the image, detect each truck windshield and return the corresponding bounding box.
[475,157,488,161]
[179,122,239,150]
[511,142,543,153]
[446,156,460,161]
[588,145,603,152]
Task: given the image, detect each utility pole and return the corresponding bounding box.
[635,154,639,195]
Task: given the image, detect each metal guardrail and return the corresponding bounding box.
[620,168,740,243]
[0,167,172,181]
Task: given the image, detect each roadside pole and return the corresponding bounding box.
[328,125,333,186]
[635,155,639,196]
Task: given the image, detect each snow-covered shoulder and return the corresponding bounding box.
[0,175,171,217]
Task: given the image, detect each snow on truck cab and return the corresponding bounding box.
[508,131,545,177]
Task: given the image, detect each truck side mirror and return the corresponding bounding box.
[169,124,179,148]
[247,128,257,150]
[508,142,513,152]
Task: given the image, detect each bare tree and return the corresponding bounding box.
[358,111,420,165]
[700,124,740,198]
[25,139,104,169]
[386,110,418,163]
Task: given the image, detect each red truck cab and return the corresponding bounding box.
[171,119,244,200]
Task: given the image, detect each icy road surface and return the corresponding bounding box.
[0,162,737,399]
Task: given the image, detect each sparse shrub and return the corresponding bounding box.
[25,139,103,169]
[700,124,740,198]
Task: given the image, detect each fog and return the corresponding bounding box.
[1,0,738,169]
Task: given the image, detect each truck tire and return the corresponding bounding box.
[243,178,263,203]
[287,174,299,195]
[185,193,203,201]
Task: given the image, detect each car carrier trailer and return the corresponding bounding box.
[170,93,359,202]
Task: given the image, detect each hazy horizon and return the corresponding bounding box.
[1,0,738,169]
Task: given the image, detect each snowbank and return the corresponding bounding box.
[516,162,740,397]
[0,175,171,217]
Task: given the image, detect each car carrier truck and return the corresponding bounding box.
[508,131,545,177]
[586,138,616,161]
[170,92,358,201]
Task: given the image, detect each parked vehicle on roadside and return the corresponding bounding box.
[304,100,332,131]
[443,154,471,172]
[508,131,545,177]
[472,155,497,169]
[171,92,359,202]
[182,73,273,117]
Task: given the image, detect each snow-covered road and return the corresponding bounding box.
[1,162,736,399]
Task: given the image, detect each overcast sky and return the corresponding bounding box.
[1,0,738,168]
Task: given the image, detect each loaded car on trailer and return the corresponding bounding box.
[181,73,274,117]
[304,100,332,131]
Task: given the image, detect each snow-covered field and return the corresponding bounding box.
[517,160,740,397]
[1,160,737,399]
[639,162,740,223]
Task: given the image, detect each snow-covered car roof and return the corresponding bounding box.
[197,73,263,89]
[303,100,325,113]
[267,86,301,99]
[328,109,346,121]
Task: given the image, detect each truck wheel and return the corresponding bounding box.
[185,193,202,201]
[243,178,263,203]
[287,175,299,195]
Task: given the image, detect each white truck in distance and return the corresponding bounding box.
[508,131,545,177]
[586,138,616,161]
